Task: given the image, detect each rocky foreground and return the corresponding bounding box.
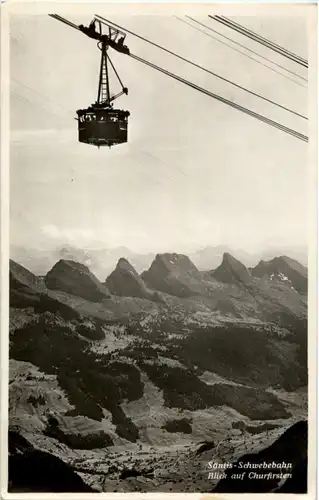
[9,415,307,493]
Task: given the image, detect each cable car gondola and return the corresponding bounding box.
[76,107,130,148]
[76,25,130,149]
[49,15,130,148]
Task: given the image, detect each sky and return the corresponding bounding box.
[9,9,309,256]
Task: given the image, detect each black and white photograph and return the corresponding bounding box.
[2,2,317,496]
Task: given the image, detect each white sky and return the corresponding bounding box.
[10,10,309,254]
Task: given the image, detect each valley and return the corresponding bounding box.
[8,251,308,493]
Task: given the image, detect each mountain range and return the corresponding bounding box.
[10,243,307,280]
[9,250,308,493]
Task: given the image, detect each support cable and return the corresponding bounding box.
[95,15,307,120]
[209,15,308,68]
[181,16,307,86]
[129,52,308,142]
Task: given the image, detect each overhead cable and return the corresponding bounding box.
[49,14,80,31]
[129,52,308,142]
[95,15,306,120]
[209,15,308,68]
[12,78,75,116]
[180,16,307,87]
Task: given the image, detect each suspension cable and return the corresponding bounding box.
[181,16,307,86]
[215,15,308,66]
[12,78,75,117]
[129,52,307,142]
[95,15,306,120]
[49,14,80,31]
[209,15,308,68]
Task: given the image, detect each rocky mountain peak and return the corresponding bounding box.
[223,252,239,264]
[272,256,307,276]
[152,253,198,275]
[115,257,138,274]
[105,258,160,301]
[212,252,251,285]
[10,259,45,292]
[141,253,203,298]
[45,259,110,302]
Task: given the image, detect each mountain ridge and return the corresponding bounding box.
[251,256,307,293]
[105,258,162,302]
[10,243,307,279]
[45,259,111,302]
[211,252,252,285]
